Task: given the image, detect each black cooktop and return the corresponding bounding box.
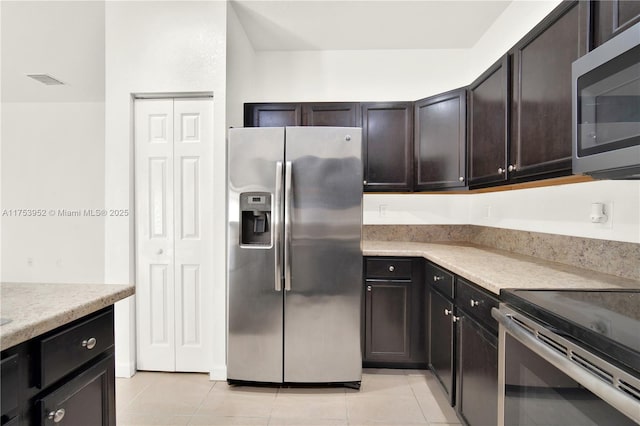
[501,288,640,376]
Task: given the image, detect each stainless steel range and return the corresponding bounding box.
[493,289,640,425]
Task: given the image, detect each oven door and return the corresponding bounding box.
[492,305,640,426]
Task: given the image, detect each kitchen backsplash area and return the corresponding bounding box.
[363,225,640,281]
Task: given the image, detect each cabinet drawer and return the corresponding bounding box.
[425,262,454,299]
[40,308,114,388]
[365,258,412,279]
[456,278,499,332]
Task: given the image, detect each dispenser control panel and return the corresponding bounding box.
[240,192,272,247]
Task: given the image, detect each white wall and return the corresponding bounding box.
[1,102,106,282]
[227,3,258,128]
[1,1,106,284]
[105,0,228,379]
[253,49,470,102]
[364,180,640,244]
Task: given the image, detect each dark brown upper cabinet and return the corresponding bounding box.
[468,54,510,188]
[362,102,414,192]
[509,1,589,182]
[414,88,467,191]
[244,103,302,127]
[302,102,361,127]
[591,0,640,48]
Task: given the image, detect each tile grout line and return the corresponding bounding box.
[407,372,431,425]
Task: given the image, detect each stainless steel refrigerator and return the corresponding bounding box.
[227,126,362,387]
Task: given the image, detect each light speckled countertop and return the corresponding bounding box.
[0,282,135,351]
[363,240,640,295]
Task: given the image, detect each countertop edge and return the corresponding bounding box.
[1,284,135,352]
[363,241,640,296]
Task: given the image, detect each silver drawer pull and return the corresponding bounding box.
[444,309,452,316]
[470,299,480,307]
[433,275,444,282]
[453,315,461,323]
[82,337,97,350]
[48,408,66,423]
[388,265,395,272]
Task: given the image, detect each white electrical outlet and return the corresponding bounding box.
[484,205,491,219]
[379,204,388,217]
[591,202,613,228]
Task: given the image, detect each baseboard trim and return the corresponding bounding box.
[116,361,136,378]
[210,365,227,381]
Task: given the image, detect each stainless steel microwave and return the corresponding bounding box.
[572,22,640,179]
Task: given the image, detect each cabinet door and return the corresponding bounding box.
[362,102,414,192]
[302,103,360,127]
[1,354,19,422]
[457,315,498,426]
[244,103,302,127]
[415,88,467,191]
[468,54,510,188]
[592,0,640,48]
[510,1,588,181]
[39,354,115,426]
[365,281,411,362]
[429,290,455,405]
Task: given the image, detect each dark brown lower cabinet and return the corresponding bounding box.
[426,261,500,426]
[429,289,455,405]
[0,306,115,426]
[456,315,498,426]
[363,257,426,368]
[39,354,115,426]
[365,281,412,362]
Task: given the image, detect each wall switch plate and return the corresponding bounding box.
[379,204,388,217]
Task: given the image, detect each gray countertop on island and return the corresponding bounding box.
[363,240,640,295]
[0,282,135,351]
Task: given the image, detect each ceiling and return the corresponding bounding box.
[0,1,512,103]
[230,0,512,51]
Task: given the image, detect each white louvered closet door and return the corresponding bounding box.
[134,97,213,373]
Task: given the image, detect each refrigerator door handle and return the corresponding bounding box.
[284,161,293,291]
[274,161,283,292]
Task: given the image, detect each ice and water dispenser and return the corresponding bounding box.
[240,192,272,246]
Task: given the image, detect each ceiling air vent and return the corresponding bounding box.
[27,74,64,85]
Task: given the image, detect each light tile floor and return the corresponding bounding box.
[116,368,462,426]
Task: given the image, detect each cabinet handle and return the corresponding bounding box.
[82,337,97,350]
[508,164,517,172]
[48,408,66,423]
[388,265,395,272]
[498,167,505,175]
[470,299,480,307]
[367,285,372,292]
[458,176,464,182]
[433,275,444,282]
[363,180,367,185]
[453,315,461,323]
[444,308,452,316]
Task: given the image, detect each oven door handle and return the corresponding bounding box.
[492,307,640,424]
